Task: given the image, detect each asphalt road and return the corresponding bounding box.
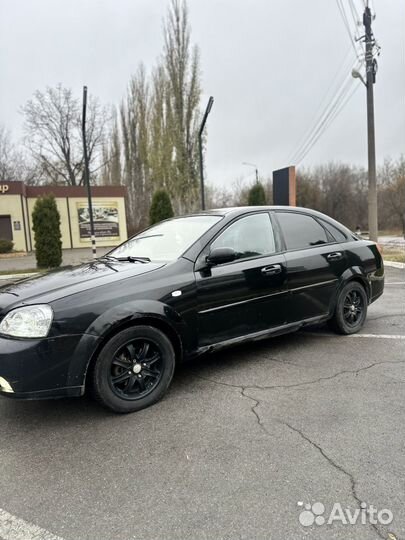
[0,267,404,540]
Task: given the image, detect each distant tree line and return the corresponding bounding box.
[206,158,405,234]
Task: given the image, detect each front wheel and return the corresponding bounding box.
[92,326,175,413]
[328,282,368,335]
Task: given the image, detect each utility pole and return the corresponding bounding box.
[82,86,97,259]
[364,2,378,242]
[198,96,214,211]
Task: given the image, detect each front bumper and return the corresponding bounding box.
[0,333,98,400]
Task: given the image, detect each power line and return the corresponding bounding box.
[290,72,352,164]
[348,0,362,32]
[288,45,354,164]
[293,81,360,165]
[336,0,367,61]
[287,1,372,166]
[290,54,362,165]
[292,72,358,165]
[336,0,361,57]
[319,80,361,139]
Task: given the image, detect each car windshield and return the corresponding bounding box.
[108,215,222,262]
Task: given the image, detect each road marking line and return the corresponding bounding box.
[304,332,405,340]
[349,333,405,340]
[385,282,405,285]
[0,508,64,540]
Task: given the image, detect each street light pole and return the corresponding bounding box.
[198,96,214,211]
[82,85,97,259]
[242,162,259,183]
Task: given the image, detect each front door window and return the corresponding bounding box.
[211,213,276,260]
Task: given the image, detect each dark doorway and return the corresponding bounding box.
[0,216,12,240]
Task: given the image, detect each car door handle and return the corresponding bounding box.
[261,264,282,276]
[326,252,343,261]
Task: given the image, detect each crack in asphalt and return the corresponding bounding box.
[280,422,389,540]
[282,421,362,503]
[240,388,274,436]
[192,359,405,540]
[193,359,405,393]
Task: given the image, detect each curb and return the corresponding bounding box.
[0,272,39,281]
[384,260,405,269]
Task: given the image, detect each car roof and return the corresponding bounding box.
[188,206,326,218]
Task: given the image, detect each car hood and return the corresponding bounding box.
[0,260,165,314]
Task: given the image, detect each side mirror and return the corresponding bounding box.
[206,247,237,266]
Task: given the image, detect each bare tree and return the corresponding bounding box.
[0,125,41,184]
[0,125,20,182]
[21,84,108,186]
[379,156,405,235]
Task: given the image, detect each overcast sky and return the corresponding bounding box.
[0,0,404,187]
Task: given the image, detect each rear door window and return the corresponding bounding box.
[276,212,329,250]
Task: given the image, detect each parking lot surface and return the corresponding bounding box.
[0,267,404,540]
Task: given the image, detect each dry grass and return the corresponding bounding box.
[0,268,41,276]
[382,248,405,263]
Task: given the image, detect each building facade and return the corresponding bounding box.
[0,182,128,252]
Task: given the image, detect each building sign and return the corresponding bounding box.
[0,184,10,194]
[77,201,120,240]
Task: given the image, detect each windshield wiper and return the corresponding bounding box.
[98,254,151,264]
[116,256,151,263]
[98,255,118,261]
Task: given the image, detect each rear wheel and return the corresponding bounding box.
[92,326,175,413]
[328,281,368,335]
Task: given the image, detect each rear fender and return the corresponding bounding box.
[329,267,371,316]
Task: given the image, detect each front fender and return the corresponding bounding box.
[85,299,186,338]
[66,300,189,389]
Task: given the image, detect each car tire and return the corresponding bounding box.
[328,281,368,335]
[92,325,175,414]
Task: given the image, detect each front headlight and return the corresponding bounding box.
[0,305,53,338]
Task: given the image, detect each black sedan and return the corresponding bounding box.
[0,207,384,413]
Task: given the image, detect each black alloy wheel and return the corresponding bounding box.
[328,281,368,335]
[342,289,364,327]
[92,326,175,413]
[109,339,163,400]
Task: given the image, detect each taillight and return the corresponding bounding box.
[376,243,383,254]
